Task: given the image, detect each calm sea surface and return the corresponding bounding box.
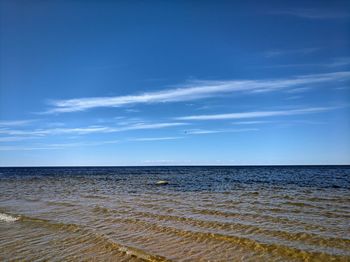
[0,166,349,261]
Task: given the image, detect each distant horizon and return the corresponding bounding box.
[1,164,350,168]
[1,0,349,166]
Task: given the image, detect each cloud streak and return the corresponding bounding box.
[0,122,187,138]
[264,48,319,58]
[0,120,36,127]
[128,136,183,142]
[264,57,350,69]
[176,107,336,121]
[231,120,272,125]
[46,71,350,113]
[270,8,350,19]
[0,136,39,142]
[185,128,258,135]
[328,57,350,68]
[0,136,184,151]
[0,140,120,151]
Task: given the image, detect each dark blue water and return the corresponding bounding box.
[1,165,349,191]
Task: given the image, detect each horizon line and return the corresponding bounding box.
[1,164,349,168]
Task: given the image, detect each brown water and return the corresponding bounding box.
[0,166,350,261]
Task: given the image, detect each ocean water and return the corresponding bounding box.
[0,166,349,261]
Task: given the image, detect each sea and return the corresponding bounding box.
[0,166,349,261]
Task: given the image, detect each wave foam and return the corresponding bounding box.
[0,213,19,222]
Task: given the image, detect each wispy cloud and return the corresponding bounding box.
[46,71,350,113]
[231,119,325,126]
[231,120,272,125]
[0,122,187,138]
[264,57,350,69]
[185,128,258,135]
[0,120,36,127]
[123,122,187,132]
[328,57,350,67]
[270,8,350,19]
[0,136,39,142]
[264,48,318,58]
[285,87,312,94]
[176,106,336,121]
[47,140,120,148]
[0,140,120,151]
[128,136,183,142]
[286,95,303,100]
[0,146,41,151]
[0,126,110,136]
[124,108,140,113]
[290,120,326,125]
[0,136,184,151]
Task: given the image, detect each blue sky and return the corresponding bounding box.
[0,0,349,166]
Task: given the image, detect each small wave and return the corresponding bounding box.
[0,212,19,222]
[46,201,77,207]
[284,201,318,208]
[81,194,109,199]
[7,212,168,261]
[92,206,110,214]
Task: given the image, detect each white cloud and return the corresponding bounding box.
[46,71,350,113]
[0,120,35,127]
[0,140,120,151]
[0,136,39,142]
[285,87,312,94]
[129,136,183,141]
[176,106,336,121]
[47,140,120,148]
[0,126,110,136]
[0,122,187,138]
[0,135,183,151]
[231,120,272,125]
[125,122,186,131]
[185,128,258,135]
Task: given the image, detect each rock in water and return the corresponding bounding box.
[156,180,169,185]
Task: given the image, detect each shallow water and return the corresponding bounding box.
[0,166,349,261]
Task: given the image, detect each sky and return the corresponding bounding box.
[0,0,349,166]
